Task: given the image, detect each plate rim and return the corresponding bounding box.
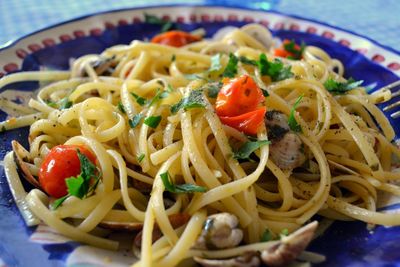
[0,3,399,61]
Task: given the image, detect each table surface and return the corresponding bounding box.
[0,0,399,52]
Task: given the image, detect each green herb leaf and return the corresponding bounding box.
[261,88,269,97]
[45,100,58,108]
[167,84,174,92]
[205,82,223,98]
[209,54,222,73]
[233,140,271,160]
[148,90,169,106]
[261,229,273,242]
[288,95,303,132]
[222,53,239,78]
[144,115,162,128]
[117,101,126,113]
[129,114,143,128]
[51,195,69,210]
[53,150,100,209]
[160,172,207,194]
[144,13,174,32]
[280,228,289,237]
[137,153,145,163]
[323,78,363,95]
[171,54,176,62]
[59,96,72,109]
[170,90,206,114]
[131,92,148,106]
[239,56,258,66]
[258,54,294,82]
[283,40,305,60]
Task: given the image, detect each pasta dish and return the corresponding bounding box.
[1,22,400,267]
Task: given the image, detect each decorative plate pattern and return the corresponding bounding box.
[0,5,399,267]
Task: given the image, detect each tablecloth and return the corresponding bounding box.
[0,0,399,52]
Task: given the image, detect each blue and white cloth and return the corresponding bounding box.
[0,0,399,51]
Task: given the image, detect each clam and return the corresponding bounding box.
[12,140,41,189]
[193,213,243,250]
[194,221,319,267]
[264,110,306,170]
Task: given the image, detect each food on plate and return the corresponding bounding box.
[1,21,400,267]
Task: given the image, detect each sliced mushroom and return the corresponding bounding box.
[193,213,243,250]
[194,251,260,267]
[212,26,239,41]
[12,140,41,189]
[265,110,306,170]
[261,221,318,267]
[241,24,273,50]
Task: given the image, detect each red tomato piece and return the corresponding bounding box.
[38,145,96,198]
[219,107,267,135]
[151,31,201,47]
[215,75,265,117]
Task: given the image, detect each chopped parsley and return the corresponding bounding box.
[288,95,303,132]
[137,153,145,163]
[148,90,169,106]
[167,84,174,92]
[144,13,174,32]
[45,100,58,108]
[59,96,73,109]
[261,229,273,242]
[52,150,100,209]
[283,40,305,60]
[258,54,294,82]
[222,53,239,78]
[261,88,269,97]
[323,78,363,95]
[129,114,143,128]
[233,140,271,160]
[117,101,126,113]
[160,172,207,194]
[171,54,176,62]
[239,56,258,66]
[205,82,223,98]
[144,115,162,128]
[170,90,206,114]
[131,92,147,106]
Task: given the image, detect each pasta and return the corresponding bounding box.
[1,23,400,266]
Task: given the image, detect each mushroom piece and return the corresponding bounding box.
[240,24,274,50]
[265,110,306,170]
[12,140,41,189]
[212,26,239,41]
[194,252,260,267]
[261,221,318,267]
[193,213,243,250]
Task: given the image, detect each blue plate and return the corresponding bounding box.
[1,5,400,267]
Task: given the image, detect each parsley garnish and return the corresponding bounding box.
[261,229,273,242]
[144,115,162,128]
[137,153,145,163]
[129,114,143,128]
[280,228,289,237]
[222,53,239,78]
[261,88,269,97]
[288,95,303,132]
[323,78,363,95]
[167,84,174,92]
[149,90,169,106]
[205,82,223,98]
[131,92,147,106]
[233,140,271,160]
[45,99,58,108]
[239,56,258,66]
[59,96,73,109]
[283,40,305,60]
[258,54,294,82]
[171,54,176,62]
[160,172,207,194]
[144,13,174,32]
[51,150,100,209]
[170,90,206,114]
[117,101,126,113]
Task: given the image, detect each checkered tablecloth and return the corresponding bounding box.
[0,0,399,52]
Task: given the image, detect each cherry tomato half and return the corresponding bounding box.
[216,75,265,117]
[219,107,267,136]
[151,31,201,47]
[38,145,96,198]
